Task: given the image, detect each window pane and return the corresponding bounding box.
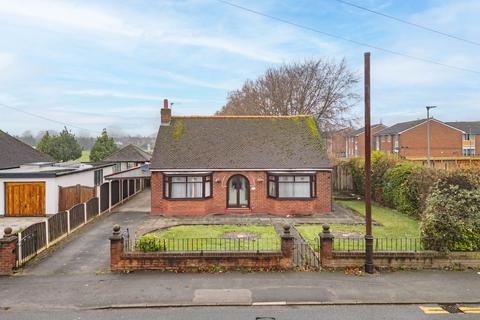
[278,176,294,182]
[172,177,186,182]
[187,182,202,198]
[205,181,211,197]
[295,176,310,182]
[294,183,310,197]
[164,181,169,197]
[268,180,276,197]
[188,176,202,182]
[278,182,294,197]
[171,183,186,198]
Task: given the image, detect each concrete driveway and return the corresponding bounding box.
[21,194,149,276]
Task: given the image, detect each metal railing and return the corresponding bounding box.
[125,235,281,253]
[333,237,427,252]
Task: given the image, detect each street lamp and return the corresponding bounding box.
[426,106,437,167]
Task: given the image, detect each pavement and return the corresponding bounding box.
[2,305,480,320]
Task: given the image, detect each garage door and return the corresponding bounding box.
[5,182,46,216]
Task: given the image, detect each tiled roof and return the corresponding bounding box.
[151,116,330,170]
[374,119,427,136]
[103,144,151,162]
[0,130,53,169]
[445,121,480,134]
[348,124,384,136]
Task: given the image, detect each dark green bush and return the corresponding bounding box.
[421,174,480,252]
[381,162,418,208]
[371,152,396,203]
[137,234,168,252]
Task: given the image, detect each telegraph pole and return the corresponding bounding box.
[426,106,436,167]
[364,52,374,274]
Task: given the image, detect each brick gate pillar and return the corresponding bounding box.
[109,224,124,271]
[0,227,18,276]
[281,225,294,268]
[319,224,334,267]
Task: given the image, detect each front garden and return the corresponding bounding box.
[137,224,280,252]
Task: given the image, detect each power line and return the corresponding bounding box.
[0,102,96,133]
[332,0,480,47]
[216,0,480,75]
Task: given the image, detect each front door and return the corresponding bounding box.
[227,175,249,208]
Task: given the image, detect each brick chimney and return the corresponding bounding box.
[161,98,171,126]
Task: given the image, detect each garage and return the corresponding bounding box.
[5,182,46,216]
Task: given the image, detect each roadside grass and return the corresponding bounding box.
[77,150,90,162]
[138,224,280,252]
[297,200,421,251]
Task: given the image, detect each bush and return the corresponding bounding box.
[381,162,418,208]
[137,234,168,252]
[371,152,396,203]
[421,174,480,252]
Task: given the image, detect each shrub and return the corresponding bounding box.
[421,174,480,252]
[371,152,396,203]
[381,162,418,208]
[137,234,168,252]
[346,157,365,195]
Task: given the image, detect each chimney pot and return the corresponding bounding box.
[163,99,169,109]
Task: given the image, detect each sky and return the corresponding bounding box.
[0,0,479,137]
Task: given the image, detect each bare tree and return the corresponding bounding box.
[216,59,359,130]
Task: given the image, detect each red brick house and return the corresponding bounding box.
[374,118,480,157]
[150,101,332,216]
[324,127,352,159]
[345,124,386,158]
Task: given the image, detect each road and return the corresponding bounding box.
[2,305,480,320]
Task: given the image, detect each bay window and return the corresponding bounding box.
[164,174,212,199]
[268,173,316,199]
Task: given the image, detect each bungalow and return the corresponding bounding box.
[0,130,53,169]
[103,144,152,172]
[150,100,332,217]
[0,162,114,217]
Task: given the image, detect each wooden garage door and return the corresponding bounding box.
[5,182,46,216]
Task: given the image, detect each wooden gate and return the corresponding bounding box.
[5,182,46,216]
[58,184,96,212]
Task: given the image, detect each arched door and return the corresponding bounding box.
[227,175,250,208]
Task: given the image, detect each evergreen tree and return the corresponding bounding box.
[36,131,53,155]
[90,129,118,162]
[46,127,82,162]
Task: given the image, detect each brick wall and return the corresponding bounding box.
[151,171,332,216]
[399,121,463,158]
[0,231,17,276]
[346,125,386,158]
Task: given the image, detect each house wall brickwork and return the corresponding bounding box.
[151,171,332,216]
[0,230,17,276]
[399,121,462,158]
[346,125,386,158]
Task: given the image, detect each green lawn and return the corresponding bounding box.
[297,200,421,251]
[138,225,280,252]
[77,150,90,162]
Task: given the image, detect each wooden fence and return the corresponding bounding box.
[58,184,96,212]
[332,165,353,192]
[14,178,145,268]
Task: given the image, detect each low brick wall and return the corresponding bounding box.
[110,225,295,272]
[324,251,480,269]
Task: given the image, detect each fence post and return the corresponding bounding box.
[83,203,88,224]
[67,210,71,234]
[0,227,18,275]
[319,224,334,267]
[280,225,294,268]
[45,219,50,248]
[110,225,124,272]
[108,181,112,212]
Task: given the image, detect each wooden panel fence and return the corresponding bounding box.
[122,180,128,199]
[58,184,96,212]
[129,179,134,196]
[69,203,85,230]
[100,183,110,212]
[17,221,47,265]
[48,211,68,242]
[332,165,353,192]
[86,197,99,220]
[111,180,120,206]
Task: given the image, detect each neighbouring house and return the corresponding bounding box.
[103,144,152,172]
[324,127,353,159]
[150,99,332,217]
[345,124,387,158]
[374,118,480,158]
[0,130,53,170]
[0,162,114,217]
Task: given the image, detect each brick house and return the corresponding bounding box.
[345,124,386,158]
[324,127,352,159]
[374,119,480,157]
[150,100,332,217]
